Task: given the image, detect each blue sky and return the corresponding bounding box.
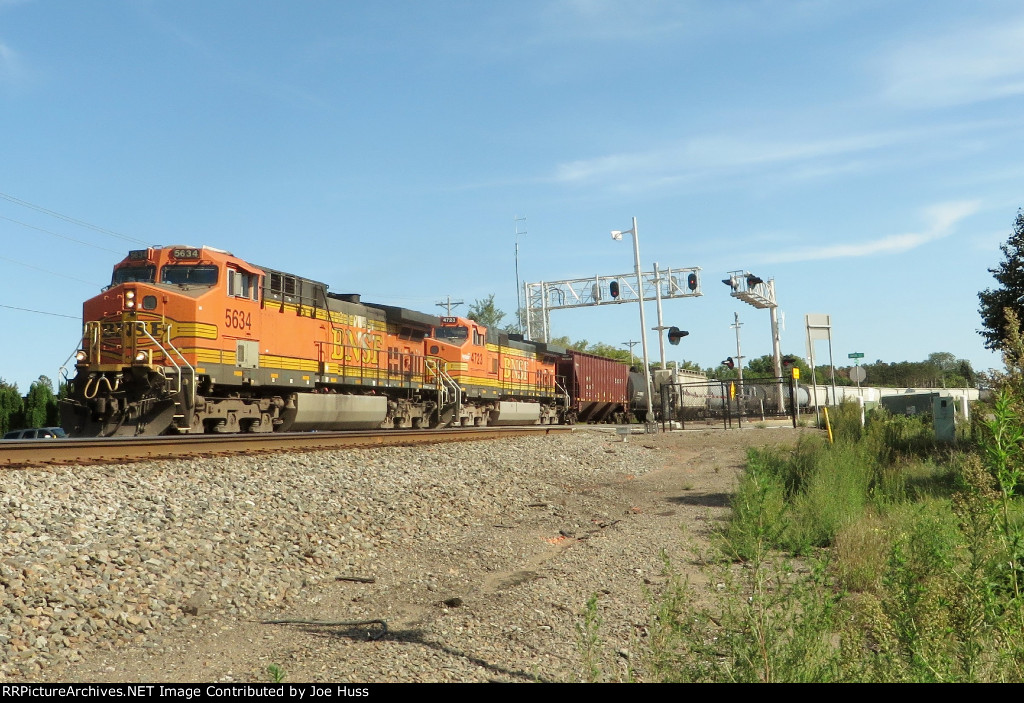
[1,0,1020,392]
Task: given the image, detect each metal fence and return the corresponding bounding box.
[658,376,799,429]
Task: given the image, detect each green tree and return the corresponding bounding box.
[742,353,811,381]
[0,380,24,435]
[979,209,1024,351]
[860,353,977,388]
[466,294,506,330]
[584,342,633,364]
[24,376,58,428]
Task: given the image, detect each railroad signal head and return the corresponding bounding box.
[667,326,689,345]
[609,280,620,299]
[782,355,797,368]
[687,272,698,291]
[746,274,764,288]
[722,357,735,369]
[722,276,738,291]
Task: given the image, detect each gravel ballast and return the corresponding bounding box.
[0,427,789,682]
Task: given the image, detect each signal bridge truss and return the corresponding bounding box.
[724,270,777,309]
[524,266,701,343]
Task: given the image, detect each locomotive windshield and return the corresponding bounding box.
[111,265,156,285]
[160,265,219,286]
[433,325,469,341]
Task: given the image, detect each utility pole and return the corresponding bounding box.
[435,297,463,316]
[732,311,744,388]
[622,340,640,367]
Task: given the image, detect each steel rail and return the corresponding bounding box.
[0,425,572,469]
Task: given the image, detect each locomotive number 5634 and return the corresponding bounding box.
[225,309,252,330]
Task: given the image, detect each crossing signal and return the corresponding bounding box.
[722,357,735,369]
[609,280,619,299]
[667,327,689,345]
[687,272,698,291]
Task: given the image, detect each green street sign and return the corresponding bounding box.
[848,352,865,359]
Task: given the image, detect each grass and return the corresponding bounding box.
[579,397,1024,682]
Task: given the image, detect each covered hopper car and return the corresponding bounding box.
[556,349,632,424]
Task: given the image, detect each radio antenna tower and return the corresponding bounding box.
[514,215,527,329]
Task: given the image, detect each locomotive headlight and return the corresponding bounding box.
[75,350,87,362]
[134,350,149,363]
[124,290,136,309]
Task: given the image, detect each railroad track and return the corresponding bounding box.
[0,425,572,469]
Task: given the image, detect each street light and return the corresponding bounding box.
[610,217,655,426]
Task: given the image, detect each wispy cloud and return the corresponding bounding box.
[0,41,22,83]
[878,16,1024,108]
[755,200,981,264]
[534,0,853,46]
[548,114,1020,197]
[551,128,921,194]
[535,0,697,43]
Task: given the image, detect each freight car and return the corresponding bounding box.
[555,349,632,424]
[60,245,568,437]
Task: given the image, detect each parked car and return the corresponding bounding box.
[2,427,68,439]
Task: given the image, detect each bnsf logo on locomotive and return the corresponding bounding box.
[101,320,168,338]
[503,357,530,382]
[331,328,383,365]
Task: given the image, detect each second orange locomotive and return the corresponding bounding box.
[61,245,566,436]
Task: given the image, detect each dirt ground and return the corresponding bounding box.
[39,423,816,683]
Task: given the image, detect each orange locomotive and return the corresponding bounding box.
[60,245,567,437]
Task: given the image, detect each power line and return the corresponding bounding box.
[0,191,149,245]
[0,256,104,287]
[0,215,124,253]
[0,303,78,320]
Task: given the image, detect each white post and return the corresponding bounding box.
[630,218,655,426]
[770,302,784,413]
[654,262,666,371]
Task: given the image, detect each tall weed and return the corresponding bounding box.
[582,366,1024,681]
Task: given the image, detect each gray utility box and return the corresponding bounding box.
[933,396,956,442]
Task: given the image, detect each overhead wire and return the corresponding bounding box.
[0,303,78,320]
[0,256,104,288]
[0,191,128,322]
[0,215,124,254]
[0,191,150,245]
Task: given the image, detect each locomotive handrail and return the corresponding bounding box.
[58,323,100,390]
[554,375,570,410]
[425,358,460,426]
[133,322,197,423]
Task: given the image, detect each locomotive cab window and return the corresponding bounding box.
[111,265,156,285]
[227,269,259,300]
[161,265,219,286]
[433,326,468,342]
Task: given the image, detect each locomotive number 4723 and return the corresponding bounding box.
[225,309,252,330]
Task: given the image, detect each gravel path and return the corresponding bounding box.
[0,426,806,682]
